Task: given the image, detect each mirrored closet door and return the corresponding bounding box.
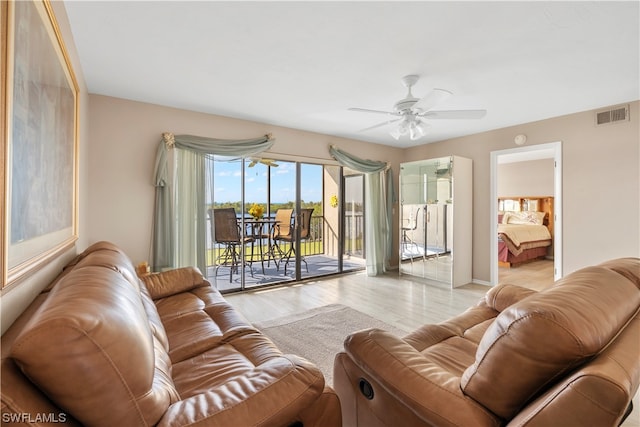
[399,156,472,288]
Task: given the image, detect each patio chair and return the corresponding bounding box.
[210,208,254,282]
[271,208,293,263]
[274,208,313,274]
[401,207,423,262]
[272,208,294,239]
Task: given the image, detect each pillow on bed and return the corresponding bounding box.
[503,211,545,225]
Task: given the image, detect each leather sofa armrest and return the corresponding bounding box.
[344,328,496,425]
[483,283,537,312]
[157,355,325,427]
[140,267,209,299]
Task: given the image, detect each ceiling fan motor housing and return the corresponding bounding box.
[402,74,420,88]
[394,75,421,113]
[394,98,420,113]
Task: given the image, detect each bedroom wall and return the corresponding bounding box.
[498,159,554,197]
[403,100,640,282]
[86,95,403,269]
[1,2,90,334]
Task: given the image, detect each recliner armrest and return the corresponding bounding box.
[141,267,210,299]
[343,329,497,426]
[483,283,537,312]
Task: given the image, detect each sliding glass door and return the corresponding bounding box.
[343,173,365,262]
[205,156,364,292]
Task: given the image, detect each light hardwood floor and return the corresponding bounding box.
[225,270,490,332]
[498,258,555,290]
[225,259,555,328]
[225,259,638,426]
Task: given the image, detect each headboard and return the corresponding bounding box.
[498,196,554,237]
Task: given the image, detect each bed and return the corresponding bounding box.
[498,198,553,268]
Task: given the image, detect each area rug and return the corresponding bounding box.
[254,304,408,386]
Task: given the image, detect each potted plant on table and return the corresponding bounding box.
[248,203,264,219]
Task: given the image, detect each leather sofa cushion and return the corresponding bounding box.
[153,283,260,363]
[140,281,171,351]
[142,267,208,299]
[69,241,142,289]
[598,257,640,289]
[461,266,640,419]
[171,332,284,397]
[403,284,536,352]
[161,352,326,427]
[403,304,498,352]
[343,328,500,426]
[10,266,179,427]
[483,283,537,312]
[509,314,640,426]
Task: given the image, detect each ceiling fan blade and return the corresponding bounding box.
[358,118,402,132]
[248,157,279,167]
[412,88,452,112]
[421,109,487,119]
[348,107,396,116]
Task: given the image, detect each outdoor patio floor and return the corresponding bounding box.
[208,254,366,292]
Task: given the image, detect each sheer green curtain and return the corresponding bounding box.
[329,145,395,276]
[174,149,207,271]
[152,132,274,272]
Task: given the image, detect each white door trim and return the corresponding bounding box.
[490,141,562,285]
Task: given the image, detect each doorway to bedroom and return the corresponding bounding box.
[490,141,562,286]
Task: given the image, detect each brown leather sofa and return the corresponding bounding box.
[334,258,640,427]
[1,241,341,426]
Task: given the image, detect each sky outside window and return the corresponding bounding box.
[211,159,322,204]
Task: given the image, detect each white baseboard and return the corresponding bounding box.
[472,278,493,287]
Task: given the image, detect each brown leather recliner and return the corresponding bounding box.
[2,241,341,426]
[334,258,640,426]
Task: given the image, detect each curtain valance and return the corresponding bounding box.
[151,132,275,271]
[154,132,274,187]
[329,144,394,276]
[329,144,389,174]
[163,132,274,157]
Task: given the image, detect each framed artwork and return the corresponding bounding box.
[1,0,79,288]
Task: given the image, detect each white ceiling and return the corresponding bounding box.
[63,1,639,148]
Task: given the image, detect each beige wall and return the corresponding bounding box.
[90,96,639,286]
[1,2,90,333]
[498,159,554,197]
[323,167,341,258]
[87,95,403,267]
[404,101,640,281]
[2,2,638,334]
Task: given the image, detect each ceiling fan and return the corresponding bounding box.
[349,75,487,141]
[248,157,278,168]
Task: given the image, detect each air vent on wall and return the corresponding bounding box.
[595,104,629,126]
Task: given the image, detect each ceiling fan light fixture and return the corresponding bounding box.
[390,116,427,141]
[416,121,427,135]
[390,127,403,140]
[409,121,426,140]
[392,117,411,138]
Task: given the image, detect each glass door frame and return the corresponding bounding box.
[208,157,364,293]
[342,172,365,263]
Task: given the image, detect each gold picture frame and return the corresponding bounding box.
[1,0,79,289]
